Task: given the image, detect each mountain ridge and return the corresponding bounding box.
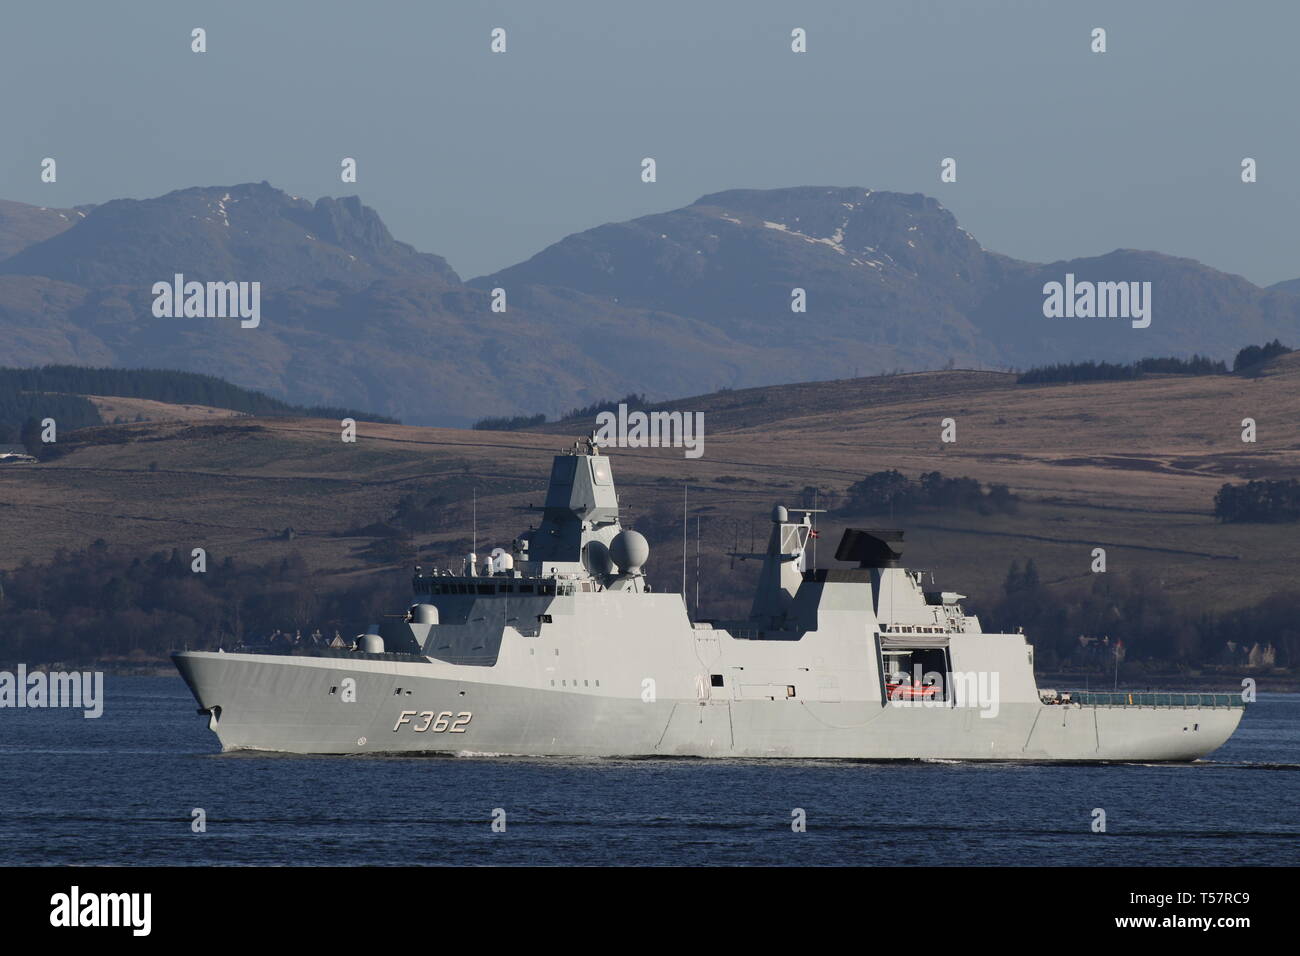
[3,182,1299,425]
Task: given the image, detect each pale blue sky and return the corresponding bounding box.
[2,0,1296,284]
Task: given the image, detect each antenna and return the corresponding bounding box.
[695,514,701,614]
[682,484,688,604]
[472,487,477,554]
[812,490,818,567]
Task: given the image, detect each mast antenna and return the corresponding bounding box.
[695,515,701,614]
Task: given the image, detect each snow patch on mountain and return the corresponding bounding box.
[763,219,849,254]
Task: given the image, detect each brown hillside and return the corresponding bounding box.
[2,359,1297,617]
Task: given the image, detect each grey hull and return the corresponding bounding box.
[171,443,1246,763]
[173,649,1242,761]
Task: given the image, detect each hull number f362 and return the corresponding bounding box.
[393,710,471,733]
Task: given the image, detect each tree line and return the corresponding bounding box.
[473,413,546,431]
[0,392,101,447]
[838,469,1019,517]
[980,558,1296,671]
[471,392,648,431]
[0,541,409,666]
[1214,479,1300,523]
[1232,339,1292,372]
[4,538,1290,672]
[1016,341,1292,385]
[1017,354,1226,385]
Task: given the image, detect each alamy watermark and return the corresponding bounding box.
[0,665,103,718]
[886,666,1000,718]
[151,273,260,328]
[50,886,150,936]
[1042,273,1151,328]
[593,403,704,459]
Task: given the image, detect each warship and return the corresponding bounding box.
[173,438,1245,760]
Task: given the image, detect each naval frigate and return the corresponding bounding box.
[173,437,1245,760]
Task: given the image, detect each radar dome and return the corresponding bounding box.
[582,540,614,575]
[609,530,650,574]
[772,505,788,523]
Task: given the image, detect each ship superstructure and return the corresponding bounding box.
[173,439,1245,760]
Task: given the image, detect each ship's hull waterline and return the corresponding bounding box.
[173,650,1242,762]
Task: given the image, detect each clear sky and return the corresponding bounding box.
[3,0,1297,285]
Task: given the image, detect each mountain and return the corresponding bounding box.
[0,182,455,289]
[474,187,1026,379]
[0,199,92,260]
[2,182,1299,425]
[0,184,901,424]
[475,186,1300,377]
[969,249,1300,367]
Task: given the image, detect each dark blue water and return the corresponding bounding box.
[1,677,1296,866]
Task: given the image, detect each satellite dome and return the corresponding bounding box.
[582,540,614,575]
[772,505,788,523]
[609,530,650,574]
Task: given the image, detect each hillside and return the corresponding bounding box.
[5,183,1300,425]
[0,200,90,260]
[4,355,1300,628]
[0,366,395,442]
[85,396,242,424]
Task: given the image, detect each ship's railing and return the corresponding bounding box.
[413,576,567,597]
[1070,691,1244,708]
